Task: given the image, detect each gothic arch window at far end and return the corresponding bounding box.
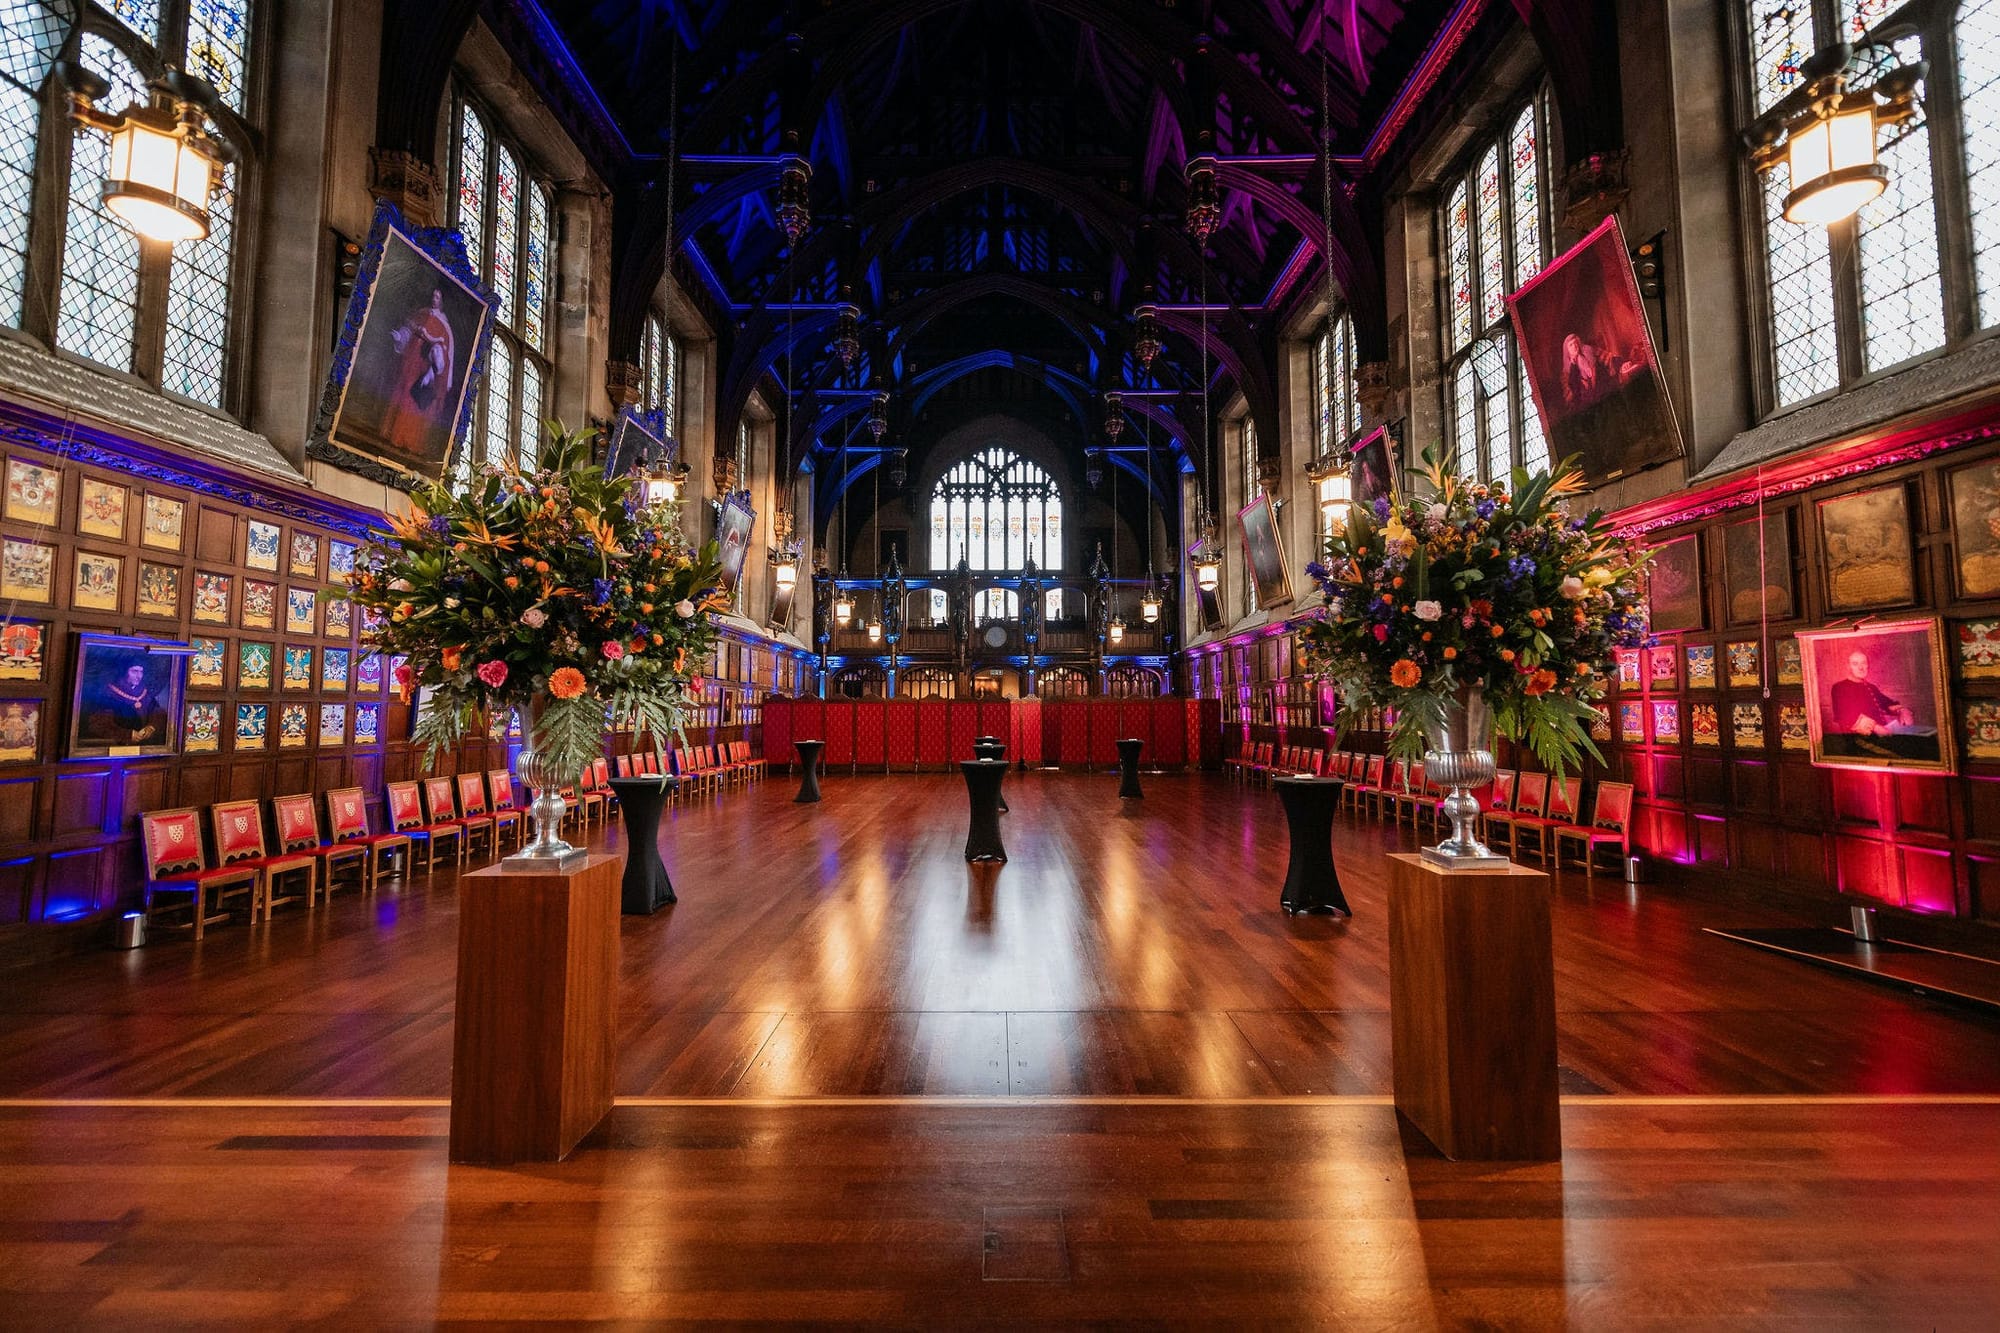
[928,446,1062,573]
[10,3,259,414]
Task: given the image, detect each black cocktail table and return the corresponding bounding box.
[960,759,1008,862]
[792,739,824,804]
[1116,737,1144,799]
[1274,775,1351,916]
[609,774,679,914]
[973,736,1008,811]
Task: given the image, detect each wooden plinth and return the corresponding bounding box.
[450,853,621,1164]
[1386,852,1560,1161]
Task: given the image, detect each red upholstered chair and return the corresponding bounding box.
[140,809,258,940]
[272,794,367,898]
[386,780,462,873]
[614,755,634,778]
[1476,770,1519,843]
[488,769,525,825]
[1390,761,1431,828]
[427,776,493,859]
[1485,771,1548,857]
[1554,782,1636,876]
[325,787,410,890]
[210,798,317,917]
[1509,775,1582,863]
[1342,754,1384,814]
[593,757,620,812]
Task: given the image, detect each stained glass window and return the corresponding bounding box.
[455,104,487,272]
[163,159,236,406]
[0,0,67,328]
[930,448,1061,572]
[491,145,520,329]
[1439,89,1549,481]
[186,0,251,113]
[661,326,678,436]
[1748,1,1813,114]
[482,337,513,469]
[106,0,159,44]
[1241,414,1259,512]
[523,182,551,352]
[642,313,663,413]
[1961,0,2000,325]
[57,34,149,371]
[518,357,543,471]
[1445,180,1473,352]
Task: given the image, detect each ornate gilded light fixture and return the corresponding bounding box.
[831,301,862,368]
[887,448,908,490]
[776,154,812,246]
[1746,41,1927,227]
[1103,391,1125,441]
[1184,155,1220,242]
[1306,452,1353,528]
[1132,304,1163,369]
[61,66,228,243]
[867,391,889,441]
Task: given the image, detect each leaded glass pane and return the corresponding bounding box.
[1332,313,1355,440]
[0,79,36,327]
[56,34,148,371]
[1761,166,1839,405]
[1445,180,1473,351]
[186,0,251,113]
[522,182,550,352]
[1856,40,1944,371]
[642,313,662,413]
[455,103,486,272]
[1508,102,1542,286]
[518,356,542,470]
[0,0,74,87]
[1842,0,1895,39]
[662,328,678,436]
[491,144,520,328]
[163,159,235,406]
[1241,415,1258,506]
[931,449,1060,571]
[1475,146,1506,327]
[1962,0,2000,326]
[1313,325,1332,456]
[106,0,158,44]
[1451,360,1477,477]
[1519,379,1549,474]
[483,336,513,468]
[1481,356,1511,481]
[1747,1,1814,115]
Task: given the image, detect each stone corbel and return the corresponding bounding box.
[604,358,643,410]
[1562,150,1630,235]
[366,148,440,229]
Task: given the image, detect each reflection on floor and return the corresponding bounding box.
[3,772,1998,1321]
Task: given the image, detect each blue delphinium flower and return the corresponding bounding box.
[592,577,614,605]
[1373,496,1392,521]
[1305,560,1328,582]
[426,514,450,537]
[1506,555,1537,584]
[1475,498,1497,520]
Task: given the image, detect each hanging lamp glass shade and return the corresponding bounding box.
[1782,99,1885,225]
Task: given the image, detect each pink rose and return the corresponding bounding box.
[392,662,413,689]
[476,660,508,688]
[601,640,626,660]
[1371,624,1390,643]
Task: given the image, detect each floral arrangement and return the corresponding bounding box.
[346,424,726,783]
[1300,448,1651,775]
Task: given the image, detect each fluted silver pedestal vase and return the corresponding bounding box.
[508,700,589,871]
[1420,685,1510,870]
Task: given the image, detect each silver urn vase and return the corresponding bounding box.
[507,700,589,870]
[1420,685,1509,869]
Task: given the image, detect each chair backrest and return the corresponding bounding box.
[487,770,515,809]
[326,788,371,842]
[458,772,489,816]
[422,777,459,822]
[1409,762,1426,792]
[1594,782,1635,831]
[1365,754,1384,785]
[1515,771,1550,816]
[615,755,632,777]
[210,800,268,866]
[385,782,426,832]
[1548,776,1583,821]
[273,795,322,852]
[1390,759,1408,791]
[593,757,611,785]
[141,809,207,879]
[1490,770,1517,812]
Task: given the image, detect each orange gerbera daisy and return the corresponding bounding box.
[548,666,588,700]
[1389,658,1422,689]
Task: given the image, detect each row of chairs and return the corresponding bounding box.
[1226,743,1637,876]
[612,741,766,797]
[137,761,628,941]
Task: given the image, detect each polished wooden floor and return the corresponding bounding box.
[3,771,1999,1324]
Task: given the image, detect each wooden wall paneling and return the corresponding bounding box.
[1894,773,1952,837]
[42,845,110,920]
[0,854,33,925]
[229,762,270,801]
[1835,834,1898,905]
[1729,758,1774,816]
[1830,771,1886,827]
[1897,844,1960,915]
[1693,813,1730,869]
[0,776,36,848]
[51,769,110,838]
[1687,757,1727,807]
[1776,762,1832,828]
[1968,852,2000,921]
[1653,753,1687,803]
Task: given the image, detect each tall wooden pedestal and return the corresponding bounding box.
[450,853,621,1164]
[1386,853,1561,1161]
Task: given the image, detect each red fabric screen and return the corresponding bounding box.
[1058,702,1089,765]
[977,702,1011,753]
[945,701,979,763]
[1150,698,1186,765]
[792,699,825,742]
[823,702,856,767]
[917,699,949,769]
[1013,698,1041,766]
[1042,698,1063,764]
[764,698,792,767]
[1088,700,1119,766]
[1116,700,1151,752]
[885,700,918,769]
[853,701,887,769]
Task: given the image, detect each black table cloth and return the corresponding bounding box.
[1116,738,1144,799]
[792,739,824,804]
[1274,775,1351,916]
[973,737,1008,811]
[609,775,678,914]
[960,759,1008,862]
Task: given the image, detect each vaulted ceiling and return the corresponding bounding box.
[426,0,1583,514]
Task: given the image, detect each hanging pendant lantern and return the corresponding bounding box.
[1184,156,1221,242]
[887,448,908,490]
[776,154,812,247]
[834,584,855,626]
[831,303,862,368]
[1139,585,1162,623]
[1746,41,1926,228]
[867,391,890,442]
[62,67,228,244]
[1084,449,1105,490]
[1103,391,1125,441]
[1132,304,1163,369]
[1306,452,1354,528]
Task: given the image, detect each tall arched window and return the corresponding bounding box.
[1737,1,2000,411]
[6,3,258,412]
[928,447,1062,571]
[641,310,678,435]
[1438,89,1550,481]
[450,92,556,481]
